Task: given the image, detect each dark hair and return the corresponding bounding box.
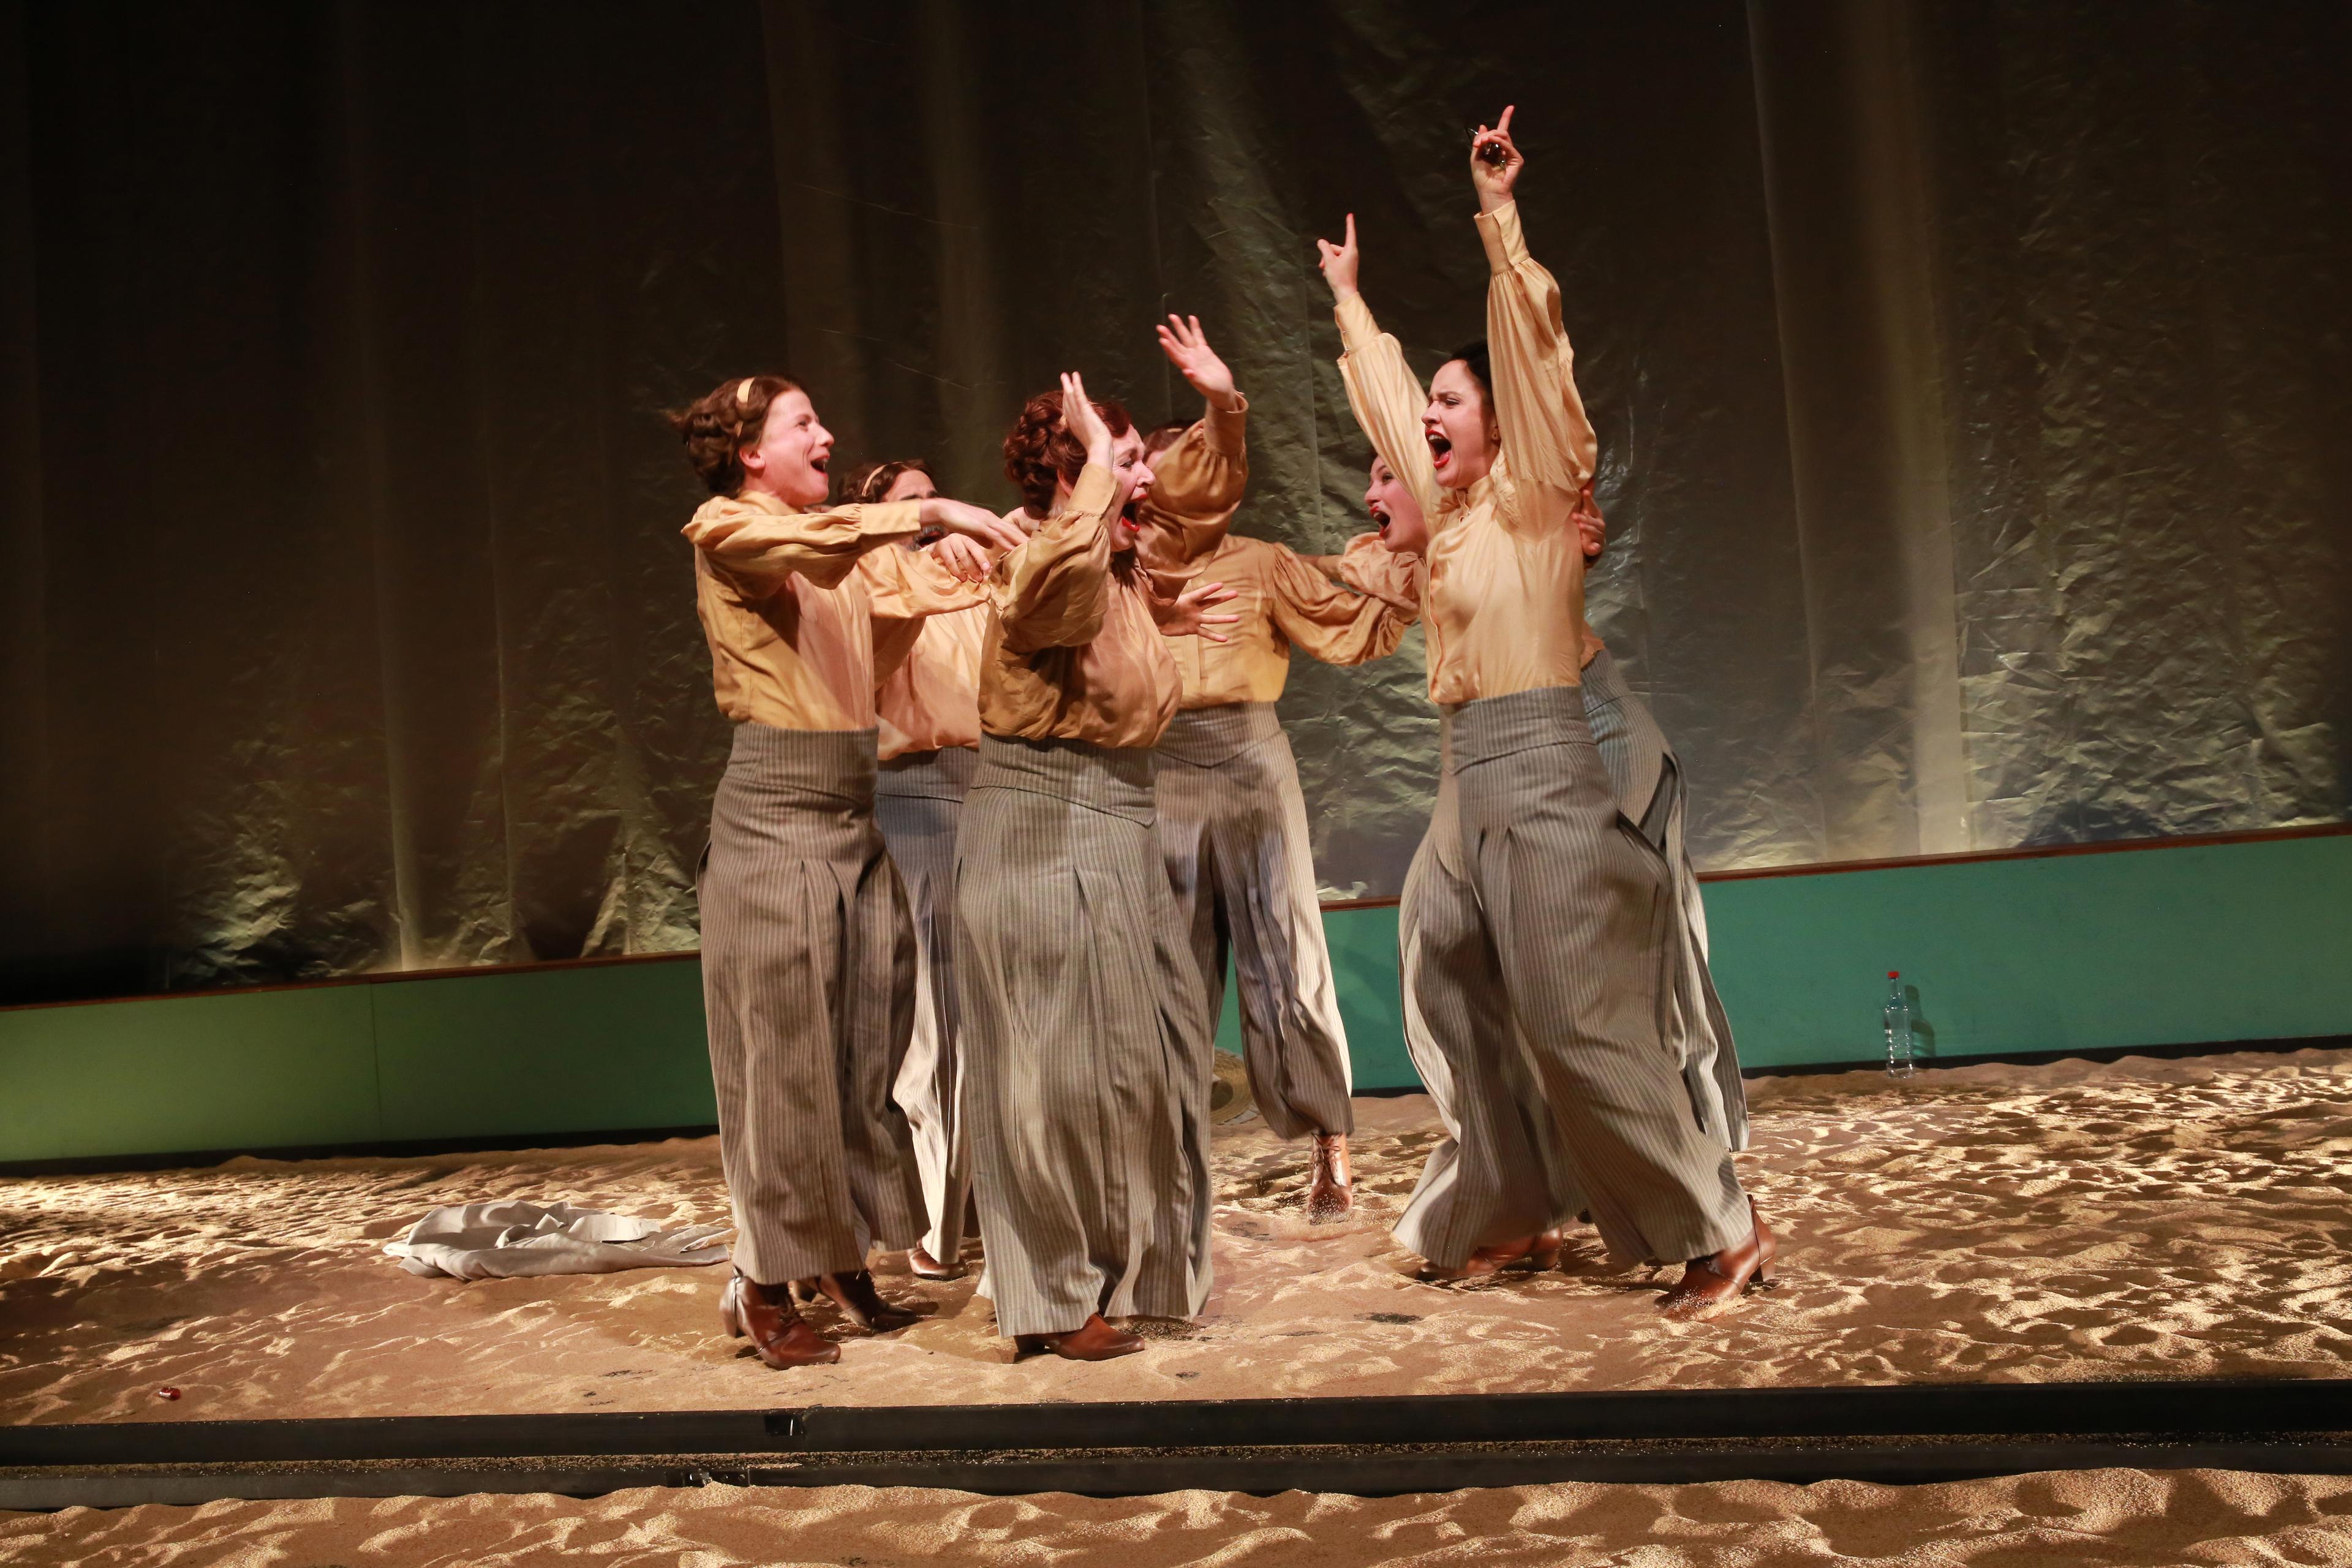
[1442,340,1493,405]
[1002,389,1134,516]
[829,459,883,507]
[857,458,935,503]
[1142,421,1189,461]
[668,374,805,496]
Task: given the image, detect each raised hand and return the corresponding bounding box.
[1314,213,1360,300]
[1470,104,1523,211]
[1155,315,1241,411]
[1162,579,1242,644]
[1060,371,1114,463]
[922,497,1027,554]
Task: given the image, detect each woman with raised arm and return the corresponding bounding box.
[957,374,1239,1362]
[1313,108,1773,1316]
[671,376,1025,1370]
[1134,316,1419,1224]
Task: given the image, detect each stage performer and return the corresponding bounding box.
[1324,460,1754,1273]
[1134,317,1419,1223]
[672,374,1025,1369]
[956,373,1239,1362]
[862,458,990,1282]
[1312,107,1773,1315]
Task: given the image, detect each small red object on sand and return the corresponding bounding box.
[157,1387,181,1401]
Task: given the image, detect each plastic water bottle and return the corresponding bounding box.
[1883,971,1915,1079]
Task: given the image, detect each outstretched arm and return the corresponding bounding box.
[1471,107,1599,509]
[682,498,924,594]
[1317,214,1443,522]
[1265,540,1418,667]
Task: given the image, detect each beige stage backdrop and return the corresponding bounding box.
[1,1,2344,1005]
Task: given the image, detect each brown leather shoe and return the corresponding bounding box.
[802,1268,921,1333]
[1307,1131,1354,1222]
[1659,1199,1777,1318]
[720,1272,839,1368]
[1014,1312,1145,1362]
[908,1246,965,1281]
[1418,1227,1565,1282]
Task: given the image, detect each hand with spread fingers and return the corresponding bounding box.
[1160,578,1242,643]
[1154,314,1242,412]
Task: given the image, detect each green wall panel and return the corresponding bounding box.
[1212,905,1417,1093]
[1701,834,2352,1069]
[5,835,2345,1163]
[0,986,379,1163]
[371,960,715,1142]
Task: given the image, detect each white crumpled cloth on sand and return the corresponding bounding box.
[385,1200,732,1281]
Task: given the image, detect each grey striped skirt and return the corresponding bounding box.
[698,723,924,1286]
[1155,702,1354,1142]
[1393,685,1749,1270]
[1581,649,1749,1151]
[954,734,1215,1338]
[874,745,981,1265]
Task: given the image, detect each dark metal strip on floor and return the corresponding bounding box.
[6,1437,2352,1511]
[5,1380,2348,1510]
[5,1378,2345,1468]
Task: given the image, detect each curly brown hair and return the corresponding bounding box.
[1002,389,1133,516]
[668,374,804,496]
[1141,421,1189,461]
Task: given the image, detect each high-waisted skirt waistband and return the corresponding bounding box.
[973,733,1155,824]
[1155,701,1285,769]
[722,722,879,808]
[1439,684,1594,774]
[876,744,979,801]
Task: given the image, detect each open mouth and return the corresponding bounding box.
[810,454,830,474]
[1425,432,1453,470]
[1370,502,1391,534]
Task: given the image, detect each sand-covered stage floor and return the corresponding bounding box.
[8,1469,2352,1567]
[3,1049,2349,1424]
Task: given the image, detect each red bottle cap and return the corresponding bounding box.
[1888,971,1899,979]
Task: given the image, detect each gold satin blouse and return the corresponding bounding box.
[874,597,989,759]
[1137,405,1419,706]
[682,491,981,732]
[975,464,1186,750]
[1335,198,1599,703]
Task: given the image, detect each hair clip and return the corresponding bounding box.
[736,377,757,404]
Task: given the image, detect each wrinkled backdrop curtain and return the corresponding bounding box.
[2,0,2344,1004]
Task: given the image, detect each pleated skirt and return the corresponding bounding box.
[1393,685,1749,1270]
[1580,649,1749,1150]
[698,722,924,1285]
[954,733,1215,1338]
[874,745,981,1262]
[1154,702,1354,1141]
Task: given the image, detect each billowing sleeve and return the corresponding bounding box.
[1334,294,1442,522]
[680,497,923,593]
[1264,538,1417,668]
[1477,199,1598,519]
[1313,530,1423,615]
[992,465,1117,654]
[859,540,990,627]
[1139,396,1249,548]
